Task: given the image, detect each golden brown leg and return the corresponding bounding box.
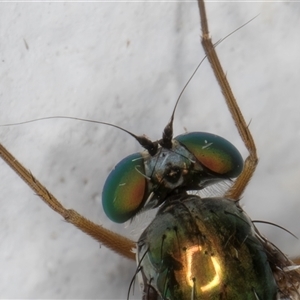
[197,0,258,200]
[0,142,135,260]
[0,0,257,267]
[198,0,300,286]
[293,257,300,265]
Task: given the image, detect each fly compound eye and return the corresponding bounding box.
[175,132,243,178]
[102,153,147,223]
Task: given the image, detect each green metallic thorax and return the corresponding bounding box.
[138,195,277,300]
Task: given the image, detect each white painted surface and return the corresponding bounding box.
[0,1,299,299]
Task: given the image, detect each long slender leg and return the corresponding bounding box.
[0,0,253,266]
[197,0,258,200]
[0,143,135,260]
[197,0,300,275]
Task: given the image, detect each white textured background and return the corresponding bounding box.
[0,1,300,299]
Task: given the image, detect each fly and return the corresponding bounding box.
[0,1,300,298]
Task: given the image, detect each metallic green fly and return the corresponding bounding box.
[0,0,299,299]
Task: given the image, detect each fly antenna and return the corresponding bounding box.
[161,15,258,150]
[1,116,158,156]
[161,55,207,149]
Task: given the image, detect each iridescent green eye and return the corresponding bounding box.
[175,132,243,178]
[102,153,147,223]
